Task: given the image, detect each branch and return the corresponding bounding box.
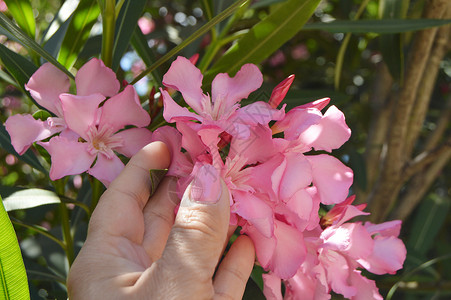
[423,94,451,152]
[367,0,449,221]
[393,138,451,220]
[405,5,451,157]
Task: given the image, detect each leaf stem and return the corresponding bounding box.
[54,180,75,266]
[101,0,116,67]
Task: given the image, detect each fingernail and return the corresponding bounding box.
[188,164,222,204]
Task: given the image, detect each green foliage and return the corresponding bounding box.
[0,197,30,300]
[205,0,321,81]
[3,0,35,39]
[57,0,100,69]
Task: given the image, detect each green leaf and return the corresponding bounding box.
[0,43,37,94]
[2,188,60,211]
[205,0,321,81]
[32,110,52,122]
[149,169,168,197]
[0,123,47,174]
[302,19,451,34]
[407,194,450,256]
[0,12,74,80]
[0,196,30,300]
[378,0,410,81]
[131,28,162,85]
[3,0,35,39]
[111,0,147,71]
[57,0,100,69]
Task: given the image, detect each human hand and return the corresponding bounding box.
[67,141,255,299]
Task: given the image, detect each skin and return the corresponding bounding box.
[67,141,255,299]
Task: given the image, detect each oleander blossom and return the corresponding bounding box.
[161,56,406,299]
[5,58,152,186]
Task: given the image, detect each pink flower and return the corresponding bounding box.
[5,59,120,155]
[40,85,151,186]
[5,58,151,186]
[161,56,285,139]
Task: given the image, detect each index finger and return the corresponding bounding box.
[88,141,171,243]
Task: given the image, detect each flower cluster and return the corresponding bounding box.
[5,59,152,186]
[5,56,406,298]
[158,57,406,299]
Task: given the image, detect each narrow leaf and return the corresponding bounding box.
[2,189,60,211]
[131,28,162,85]
[205,0,321,81]
[407,194,450,256]
[378,0,410,81]
[302,19,451,34]
[111,0,146,71]
[0,12,74,79]
[0,43,37,93]
[0,123,47,174]
[57,0,100,69]
[3,0,35,39]
[0,197,30,300]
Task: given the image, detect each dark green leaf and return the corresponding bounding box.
[0,12,74,79]
[43,16,73,59]
[3,0,35,39]
[378,0,410,81]
[349,150,367,191]
[0,197,30,299]
[131,28,162,85]
[407,194,450,256]
[32,110,52,122]
[2,188,60,211]
[250,0,286,9]
[57,0,100,69]
[0,43,37,94]
[0,123,47,174]
[302,19,451,33]
[205,0,321,81]
[111,0,147,71]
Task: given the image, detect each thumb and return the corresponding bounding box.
[154,164,230,295]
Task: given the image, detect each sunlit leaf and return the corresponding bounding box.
[111,0,146,71]
[0,12,74,79]
[131,28,162,85]
[57,0,100,69]
[2,188,60,211]
[0,197,30,300]
[205,0,321,81]
[4,0,35,39]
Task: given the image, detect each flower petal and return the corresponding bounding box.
[306,155,353,205]
[162,56,207,113]
[76,58,120,97]
[357,235,406,275]
[235,102,285,127]
[364,220,402,237]
[298,105,351,152]
[212,63,263,109]
[232,191,274,238]
[349,271,383,300]
[278,152,312,200]
[5,114,59,155]
[262,273,283,300]
[152,125,193,177]
[25,62,70,117]
[60,93,105,139]
[161,89,202,123]
[88,154,124,187]
[272,107,322,139]
[39,136,94,180]
[114,128,153,157]
[320,250,356,298]
[99,85,150,133]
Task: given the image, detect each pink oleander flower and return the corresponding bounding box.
[5,59,120,155]
[40,85,151,186]
[161,56,285,139]
[5,58,152,186]
[156,57,406,298]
